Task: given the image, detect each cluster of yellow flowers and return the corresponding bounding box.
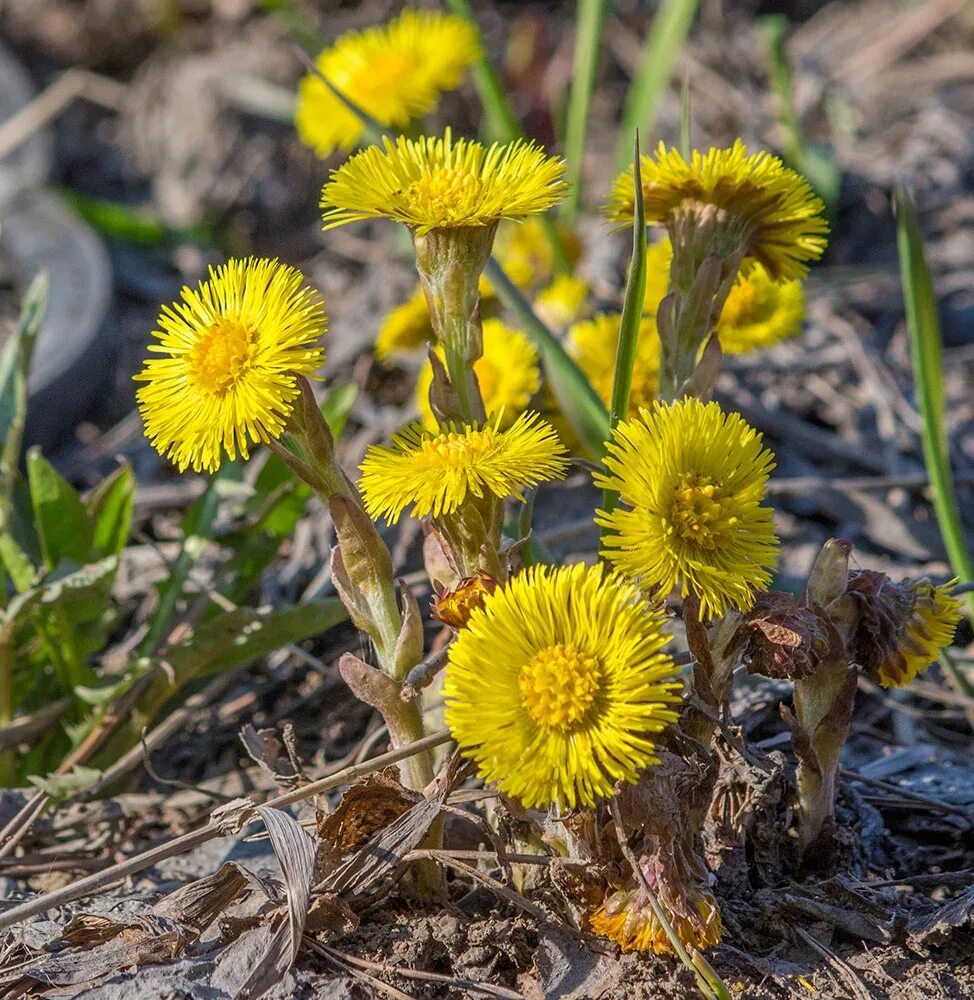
[133,6,963,964]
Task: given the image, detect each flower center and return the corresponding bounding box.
[420,427,492,467]
[519,643,602,729]
[408,167,481,217]
[186,319,255,394]
[669,473,738,550]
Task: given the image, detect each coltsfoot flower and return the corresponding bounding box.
[295,9,478,158]
[321,128,568,234]
[567,312,660,414]
[415,318,541,429]
[359,411,568,524]
[590,886,722,956]
[443,562,682,809]
[595,398,779,619]
[431,571,499,630]
[492,217,583,290]
[534,274,590,330]
[135,258,326,473]
[844,572,962,688]
[606,141,828,280]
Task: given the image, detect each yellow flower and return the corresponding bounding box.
[642,237,672,315]
[642,237,805,354]
[716,264,805,354]
[443,562,682,809]
[492,218,583,290]
[321,129,568,234]
[590,887,722,956]
[415,318,541,429]
[375,286,434,363]
[595,399,779,619]
[295,9,478,158]
[606,141,828,280]
[359,411,568,524]
[534,274,590,329]
[135,258,325,474]
[845,573,963,688]
[431,571,500,630]
[567,313,660,414]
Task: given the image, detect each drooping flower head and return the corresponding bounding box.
[321,129,568,234]
[595,398,779,619]
[359,411,568,524]
[843,572,962,688]
[606,141,828,281]
[443,562,683,809]
[295,10,478,158]
[567,312,660,415]
[590,886,722,956]
[135,258,326,473]
[415,318,541,429]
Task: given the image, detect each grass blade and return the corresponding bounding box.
[444,0,522,144]
[485,258,608,458]
[895,187,974,620]
[615,0,700,172]
[762,15,840,212]
[562,0,608,223]
[602,137,646,519]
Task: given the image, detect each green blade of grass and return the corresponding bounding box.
[602,136,646,520]
[895,187,974,621]
[485,258,609,458]
[762,15,840,212]
[444,0,522,144]
[615,0,700,172]
[562,0,608,223]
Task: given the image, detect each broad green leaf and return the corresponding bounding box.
[321,381,358,439]
[485,258,609,459]
[85,463,135,559]
[26,449,90,571]
[895,188,974,621]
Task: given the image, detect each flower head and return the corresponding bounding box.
[534,274,590,330]
[606,141,828,280]
[375,285,434,363]
[567,312,660,415]
[359,411,568,524]
[595,399,779,619]
[321,129,568,234]
[443,562,682,809]
[844,572,962,688]
[492,217,583,290]
[642,237,673,315]
[716,264,804,354]
[295,10,478,158]
[135,258,325,473]
[431,571,499,629]
[415,318,541,429]
[590,886,722,956]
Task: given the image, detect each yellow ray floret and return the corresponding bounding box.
[567,312,660,414]
[606,140,829,280]
[415,318,541,429]
[595,398,779,619]
[359,411,568,524]
[135,258,326,474]
[321,128,568,233]
[295,9,479,158]
[443,562,683,809]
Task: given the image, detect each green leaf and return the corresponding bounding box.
[321,381,358,439]
[895,187,974,621]
[26,449,90,571]
[603,137,647,521]
[28,765,103,804]
[615,0,701,172]
[562,0,608,223]
[85,463,135,559]
[485,258,609,459]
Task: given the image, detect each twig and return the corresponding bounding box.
[400,647,450,701]
[0,729,452,930]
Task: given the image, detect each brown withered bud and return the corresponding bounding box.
[740,592,833,680]
[430,570,500,629]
